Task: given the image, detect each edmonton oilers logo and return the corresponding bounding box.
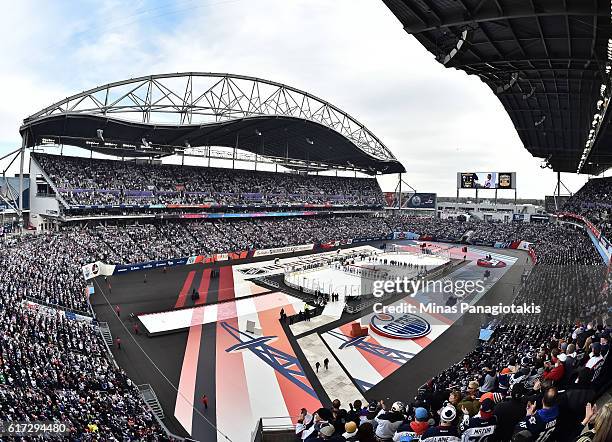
[370,313,431,339]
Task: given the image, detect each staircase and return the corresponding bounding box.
[98,322,114,347]
[138,384,165,420]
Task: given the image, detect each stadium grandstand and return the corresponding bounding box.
[0,3,610,442]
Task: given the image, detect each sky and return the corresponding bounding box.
[0,0,598,198]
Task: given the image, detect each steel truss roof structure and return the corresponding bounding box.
[20,73,404,174]
[383,0,612,174]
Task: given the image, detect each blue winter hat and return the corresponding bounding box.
[415,407,428,421]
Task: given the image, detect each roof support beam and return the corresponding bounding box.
[403,9,605,34]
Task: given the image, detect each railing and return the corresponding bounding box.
[345,292,393,314]
[97,322,118,369]
[93,328,187,441]
[21,295,186,441]
[258,277,280,289]
[251,416,297,442]
[137,384,186,441]
[138,384,165,420]
[23,295,92,318]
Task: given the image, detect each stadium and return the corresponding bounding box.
[0,1,611,442]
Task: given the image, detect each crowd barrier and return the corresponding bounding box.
[253,243,314,257]
[23,299,94,323]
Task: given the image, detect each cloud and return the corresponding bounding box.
[0,0,589,197]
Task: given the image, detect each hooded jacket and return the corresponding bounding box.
[375,409,405,440]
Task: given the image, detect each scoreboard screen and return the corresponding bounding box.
[458,172,515,189]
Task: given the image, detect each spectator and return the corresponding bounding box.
[361,402,380,429]
[459,398,497,440]
[34,152,385,209]
[458,381,481,416]
[355,422,377,442]
[331,399,348,434]
[304,408,333,440]
[296,408,314,440]
[342,421,359,441]
[558,368,597,439]
[313,423,342,441]
[585,343,604,370]
[393,406,429,441]
[479,366,498,393]
[375,401,405,441]
[347,400,363,425]
[576,402,612,442]
[494,383,529,441]
[543,354,565,384]
[514,387,559,441]
[421,405,460,441]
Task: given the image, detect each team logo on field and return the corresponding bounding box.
[370,313,431,339]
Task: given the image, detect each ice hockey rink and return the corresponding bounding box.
[284,249,450,298]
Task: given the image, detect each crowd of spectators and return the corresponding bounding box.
[295,271,611,441]
[80,216,389,264]
[389,216,601,265]
[1,203,610,440]
[297,376,611,441]
[34,153,385,208]
[294,216,611,442]
[0,234,168,440]
[400,314,612,441]
[0,230,115,313]
[0,214,602,314]
[563,177,612,238]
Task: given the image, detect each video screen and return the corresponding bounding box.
[459,172,513,189]
[460,172,497,189]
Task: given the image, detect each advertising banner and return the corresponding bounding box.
[393,231,420,240]
[82,262,100,280]
[23,300,93,323]
[405,193,436,209]
[351,235,391,244]
[82,261,116,280]
[228,251,250,260]
[253,244,315,257]
[515,241,533,251]
[113,257,188,274]
[384,192,436,209]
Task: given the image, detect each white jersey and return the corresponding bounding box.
[460,424,495,442]
[460,415,496,442]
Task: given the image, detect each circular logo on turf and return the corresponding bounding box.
[370,313,431,339]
